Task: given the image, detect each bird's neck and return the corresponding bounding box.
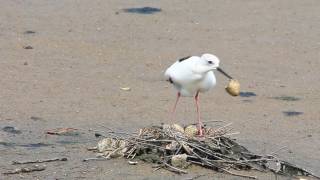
[193,65,215,74]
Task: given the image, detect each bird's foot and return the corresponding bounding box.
[196,128,205,139]
[197,123,204,135]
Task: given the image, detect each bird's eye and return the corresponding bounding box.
[208,61,213,64]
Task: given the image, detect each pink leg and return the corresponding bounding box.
[195,91,203,136]
[171,92,180,121]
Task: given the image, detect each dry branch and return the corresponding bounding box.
[12,157,67,165]
[3,165,46,175]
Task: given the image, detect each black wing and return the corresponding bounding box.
[178,56,191,62]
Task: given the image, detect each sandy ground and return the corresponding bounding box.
[1,0,320,179]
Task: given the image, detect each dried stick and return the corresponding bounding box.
[105,148,121,159]
[163,162,187,174]
[97,124,137,136]
[191,120,224,125]
[83,157,108,162]
[126,146,136,159]
[3,165,46,175]
[185,174,206,180]
[268,146,287,156]
[212,123,233,133]
[222,168,257,179]
[12,157,67,165]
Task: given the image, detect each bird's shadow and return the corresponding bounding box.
[239,92,257,97]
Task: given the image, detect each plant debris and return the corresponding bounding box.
[87,123,320,179]
[12,157,67,165]
[272,96,300,101]
[46,128,79,136]
[3,165,46,175]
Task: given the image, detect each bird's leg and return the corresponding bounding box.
[195,91,203,136]
[171,92,180,121]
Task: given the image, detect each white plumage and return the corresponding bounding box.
[165,54,219,97]
[165,53,228,136]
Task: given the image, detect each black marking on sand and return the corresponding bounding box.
[0,141,15,147]
[23,45,33,49]
[123,7,161,14]
[242,99,253,103]
[0,142,52,148]
[239,92,256,97]
[283,111,303,116]
[30,116,44,121]
[272,96,300,101]
[178,56,191,62]
[19,143,52,148]
[2,126,22,134]
[24,30,36,34]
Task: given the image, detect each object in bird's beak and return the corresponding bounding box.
[225,79,240,96]
[217,67,233,79]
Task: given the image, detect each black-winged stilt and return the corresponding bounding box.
[165,54,233,136]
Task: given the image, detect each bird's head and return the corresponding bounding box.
[201,53,233,79]
[201,53,220,69]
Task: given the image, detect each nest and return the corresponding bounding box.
[88,123,319,179]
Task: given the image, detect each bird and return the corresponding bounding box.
[164,53,232,136]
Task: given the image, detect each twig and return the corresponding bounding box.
[126,146,136,159]
[215,132,240,137]
[175,145,182,155]
[185,174,206,180]
[268,146,287,156]
[83,157,108,162]
[131,153,137,159]
[3,165,46,175]
[87,147,98,151]
[222,168,257,179]
[105,148,121,159]
[97,124,137,136]
[212,157,273,164]
[153,166,162,171]
[191,120,224,125]
[163,162,187,174]
[12,157,67,165]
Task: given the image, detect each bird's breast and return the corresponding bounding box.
[198,71,216,92]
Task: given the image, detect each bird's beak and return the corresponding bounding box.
[217,67,233,79]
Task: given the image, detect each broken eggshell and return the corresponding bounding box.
[97,138,127,153]
[171,124,184,133]
[225,79,240,96]
[171,154,190,168]
[97,138,112,152]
